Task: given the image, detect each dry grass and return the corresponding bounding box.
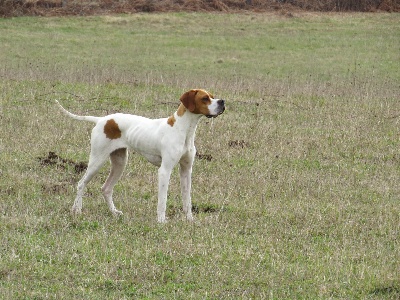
[1,0,399,17]
[0,12,399,299]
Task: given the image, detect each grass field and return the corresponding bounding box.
[1,12,400,299]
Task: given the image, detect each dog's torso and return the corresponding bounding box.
[91,110,198,167]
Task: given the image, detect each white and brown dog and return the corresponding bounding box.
[56,89,225,222]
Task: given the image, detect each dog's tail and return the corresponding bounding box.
[56,100,101,124]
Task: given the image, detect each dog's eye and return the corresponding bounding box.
[202,97,209,102]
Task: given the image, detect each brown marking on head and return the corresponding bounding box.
[179,89,212,116]
[167,115,176,127]
[104,119,122,139]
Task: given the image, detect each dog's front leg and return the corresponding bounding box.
[157,164,173,223]
[180,153,195,221]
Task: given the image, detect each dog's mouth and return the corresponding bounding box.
[206,106,225,118]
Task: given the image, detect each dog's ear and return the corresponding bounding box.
[180,89,198,112]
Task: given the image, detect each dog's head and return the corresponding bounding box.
[180,89,225,118]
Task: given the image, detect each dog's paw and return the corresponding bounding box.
[112,209,123,217]
[186,213,194,222]
[71,205,82,214]
[157,215,167,223]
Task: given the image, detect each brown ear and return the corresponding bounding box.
[180,90,198,112]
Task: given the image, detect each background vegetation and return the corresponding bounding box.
[1,0,399,17]
[1,11,399,299]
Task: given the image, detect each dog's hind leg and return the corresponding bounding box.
[72,151,109,214]
[101,148,128,216]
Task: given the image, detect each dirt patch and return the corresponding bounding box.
[1,0,398,17]
[229,140,249,148]
[38,151,86,194]
[196,152,213,161]
[38,151,87,174]
[167,202,221,218]
[191,203,219,214]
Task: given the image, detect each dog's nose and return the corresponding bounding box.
[218,99,225,106]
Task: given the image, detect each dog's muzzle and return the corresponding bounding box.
[206,99,225,118]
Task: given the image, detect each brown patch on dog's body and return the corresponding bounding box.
[167,104,187,126]
[177,104,186,117]
[104,119,122,139]
[167,115,176,127]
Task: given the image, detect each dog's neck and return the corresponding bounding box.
[173,103,203,136]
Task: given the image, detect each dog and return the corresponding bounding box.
[56,89,225,222]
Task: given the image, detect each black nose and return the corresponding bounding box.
[218,99,225,106]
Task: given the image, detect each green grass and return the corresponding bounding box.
[1,12,400,299]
